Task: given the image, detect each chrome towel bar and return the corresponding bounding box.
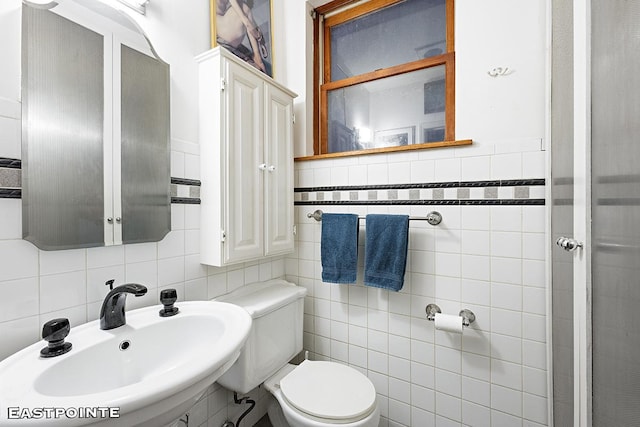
[306,209,442,226]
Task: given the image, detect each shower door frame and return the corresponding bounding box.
[549,0,594,425]
[571,1,592,426]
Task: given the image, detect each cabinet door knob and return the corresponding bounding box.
[258,163,267,171]
[268,165,276,172]
[115,217,122,223]
[107,217,113,223]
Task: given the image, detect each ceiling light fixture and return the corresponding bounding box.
[117,0,149,15]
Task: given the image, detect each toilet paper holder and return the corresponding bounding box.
[425,303,476,327]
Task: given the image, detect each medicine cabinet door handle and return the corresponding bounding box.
[268,165,276,172]
[258,163,267,171]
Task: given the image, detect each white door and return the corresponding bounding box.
[224,60,265,263]
[264,84,294,256]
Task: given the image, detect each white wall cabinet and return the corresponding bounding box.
[197,47,296,267]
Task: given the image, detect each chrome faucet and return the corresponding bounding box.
[99,280,148,330]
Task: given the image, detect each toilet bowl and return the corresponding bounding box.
[214,280,380,427]
[264,362,379,427]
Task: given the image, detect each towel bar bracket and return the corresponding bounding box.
[306,209,442,225]
[307,210,323,222]
[425,211,442,225]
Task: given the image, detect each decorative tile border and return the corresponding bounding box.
[0,168,20,188]
[0,188,21,199]
[294,179,545,193]
[171,197,201,205]
[170,177,201,186]
[0,157,202,204]
[0,158,21,198]
[295,179,546,206]
[295,199,544,206]
[0,158,21,169]
[170,178,201,204]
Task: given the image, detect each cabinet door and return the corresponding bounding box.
[22,6,105,250]
[119,44,171,245]
[264,84,294,256]
[224,60,265,263]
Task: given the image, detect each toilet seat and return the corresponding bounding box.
[279,360,377,421]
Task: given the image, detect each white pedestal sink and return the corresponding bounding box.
[0,301,252,426]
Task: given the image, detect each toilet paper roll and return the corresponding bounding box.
[434,313,463,333]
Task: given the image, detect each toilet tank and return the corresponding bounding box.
[214,279,307,394]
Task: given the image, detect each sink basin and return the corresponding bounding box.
[0,301,252,426]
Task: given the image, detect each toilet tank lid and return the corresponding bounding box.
[214,279,307,319]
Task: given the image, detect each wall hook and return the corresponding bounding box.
[487,67,513,77]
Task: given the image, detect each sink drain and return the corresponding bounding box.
[119,340,131,351]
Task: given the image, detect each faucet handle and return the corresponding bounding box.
[40,318,72,358]
[105,279,115,290]
[159,288,179,317]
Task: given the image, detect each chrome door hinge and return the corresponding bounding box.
[221,230,226,242]
[221,79,226,91]
[293,225,297,236]
[292,113,296,124]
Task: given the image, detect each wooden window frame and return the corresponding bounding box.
[304,0,469,160]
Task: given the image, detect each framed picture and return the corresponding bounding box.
[420,122,446,143]
[374,126,415,148]
[210,0,274,77]
[423,78,445,114]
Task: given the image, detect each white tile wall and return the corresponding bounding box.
[1,0,550,424]
[0,143,287,427]
[288,140,548,427]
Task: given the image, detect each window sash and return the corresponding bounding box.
[320,53,455,155]
[314,0,456,156]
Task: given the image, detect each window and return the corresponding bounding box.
[309,0,468,158]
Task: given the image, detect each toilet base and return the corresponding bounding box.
[267,396,290,427]
[263,363,380,427]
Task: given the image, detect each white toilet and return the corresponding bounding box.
[215,280,380,427]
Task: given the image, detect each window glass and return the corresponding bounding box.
[327,65,446,153]
[330,0,446,80]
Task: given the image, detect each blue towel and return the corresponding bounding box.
[321,213,359,283]
[364,214,409,291]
